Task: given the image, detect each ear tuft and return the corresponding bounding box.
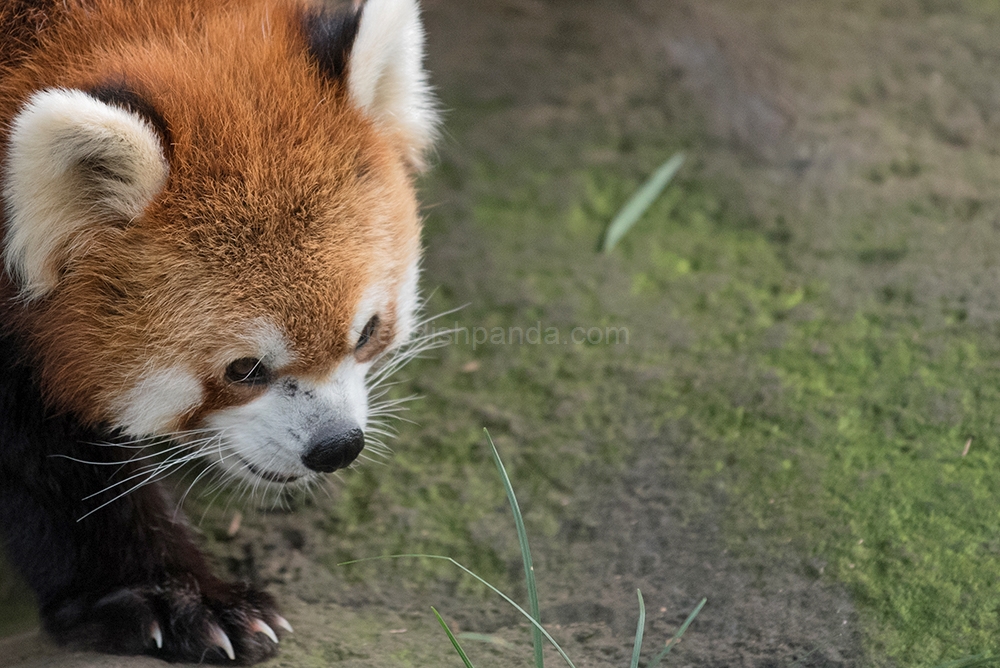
[3,88,169,300]
[346,0,438,169]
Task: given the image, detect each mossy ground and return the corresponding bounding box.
[615,180,1000,664]
[382,147,1000,664]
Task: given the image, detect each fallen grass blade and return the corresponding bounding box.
[432,606,476,668]
[341,554,579,668]
[601,152,685,253]
[484,428,544,668]
[648,597,707,668]
[630,590,645,668]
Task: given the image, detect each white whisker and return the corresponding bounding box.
[73,430,229,519]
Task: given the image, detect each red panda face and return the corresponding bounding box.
[0,0,437,485]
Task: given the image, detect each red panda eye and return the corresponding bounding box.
[225,357,271,386]
[356,315,380,350]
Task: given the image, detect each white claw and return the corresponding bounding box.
[252,619,279,644]
[274,615,294,634]
[150,621,163,649]
[209,624,236,661]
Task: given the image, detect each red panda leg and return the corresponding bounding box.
[43,572,286,664]
[0,335,287,664]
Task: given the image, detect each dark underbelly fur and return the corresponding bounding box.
[0,331,286,664]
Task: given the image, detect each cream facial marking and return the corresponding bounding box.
[113,366,203,436]
[351,282,394,358]
[218,319,297,384]
[203,358,369,483]
[351,259,421,359]
[243,319,296,370]
[351,283,391,342]
[393,259,421,341]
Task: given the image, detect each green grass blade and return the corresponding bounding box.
[341,554,578,668]
[629,590,645,668]
[432,606,476,668]
[932,656,1000,668]
[601,152,685,253]
[483,428,544,668]
[648,597,706,668]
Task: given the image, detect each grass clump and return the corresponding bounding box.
[346,429,707,667]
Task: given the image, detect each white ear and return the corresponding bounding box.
[3,88,169,300]
[348,0,438,168]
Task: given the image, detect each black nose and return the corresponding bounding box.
[301,428,365,473]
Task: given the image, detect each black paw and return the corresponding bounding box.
[45,577,291,664]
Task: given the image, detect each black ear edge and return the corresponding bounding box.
[303,2,364,82]
[86,80,172,157]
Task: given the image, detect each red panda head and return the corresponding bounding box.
[0,0,437,484]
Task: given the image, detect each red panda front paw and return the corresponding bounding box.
[46,577,290,664]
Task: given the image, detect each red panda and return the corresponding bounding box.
[0,0,436,663]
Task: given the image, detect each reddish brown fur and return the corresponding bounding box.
[0,0,422,428]
[0,0,61,70]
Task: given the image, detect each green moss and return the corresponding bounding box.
[351,143,1000,664]
[603,172,1000,664]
